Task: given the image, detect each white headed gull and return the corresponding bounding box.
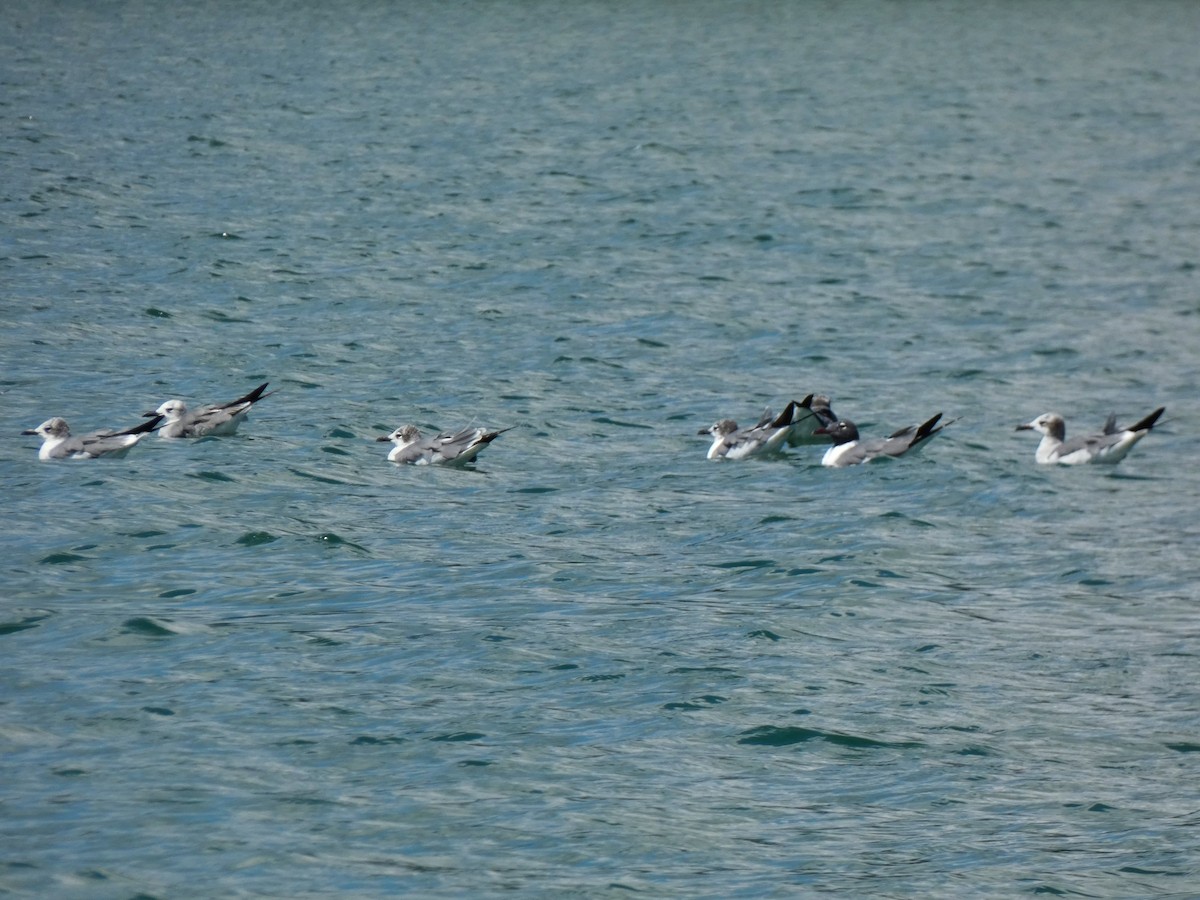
[815,412,949,467]
[786,393,839,446]
[1016,406,1164,465]
[146,382,274,438]
[699,400,799,460]
[378,423,513,466]
[23,414,164,460]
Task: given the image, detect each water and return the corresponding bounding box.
[3,1,1199,896]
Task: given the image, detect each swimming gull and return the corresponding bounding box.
[23,414,164,460]
[146,382,274,438]
[815,412,950,467]
[1016,406,1164,465]
[786,393,839,446]
[699,400,799,460]
[378,423,513,466]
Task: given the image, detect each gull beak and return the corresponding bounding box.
[21,429,37,435]
[1015,423,1033,431]
[376,435,392,442]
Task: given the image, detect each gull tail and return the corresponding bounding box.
[117,414,164,436]
[768,400,798,429]
[230,381,275,407]
[1128,406,1164,433]
[910,413,957,447]
[480,425,516,443]
[915,412,944,440]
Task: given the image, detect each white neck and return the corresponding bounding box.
[1035,434,1062,464]
[822,440,857,466]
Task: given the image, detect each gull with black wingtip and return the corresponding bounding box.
[1016,406,1164,465]
[23,415,164,460]
[786,393,839,446]
[378,423,513,466]
[815,412,950,467]
[699,400,799,460]
[146,382,274,438]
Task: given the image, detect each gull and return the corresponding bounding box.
[146,382,274,438]
[23,414,164,460]
[786,393,839,446]
[1016,406,1164,465]
[378,423,513,466]
[815,412,950,467]
[699,400,798,460]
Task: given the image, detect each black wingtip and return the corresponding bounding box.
[122,414,164,436]
[1129,406,1165,433]
[915,412,943,439]
[242,381,274,404]
[482,425,517,443]
[769,400,798,429]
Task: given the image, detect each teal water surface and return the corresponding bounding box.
[3,1,1199,897]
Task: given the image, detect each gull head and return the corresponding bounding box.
[378,424,422,446]
[22,417,70,440]
[814,419,859,444]
[147,399,189,422]
[1016,413,1065,441]
[699,419,738,438]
